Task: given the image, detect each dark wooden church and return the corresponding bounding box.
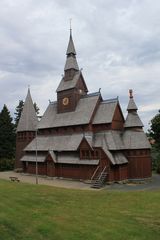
[15,30,152,185]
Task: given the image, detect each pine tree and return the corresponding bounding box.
[0,105,15,159]
[14,100,24,128]
[33,102,40,115]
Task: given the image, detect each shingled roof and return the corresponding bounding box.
[56,71,80,92]
[93,99,118,124]
[123,130,151,149]
[38,94,100,129]
[17,89,38,132]
[66,32,76,55]
[24,134,84,152]
[125,90,144,129]
[64,55,79,71]
[21,154,46,163]
[94,131,124,150]
[127,97,138,111]
[64,30,79,71]
[124,112,144,128]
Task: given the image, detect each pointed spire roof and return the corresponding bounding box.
[64,29,79,71]
[124,89,144,128]
[127,89,138,111]
[66,32,76,55]
[17,88,38,132]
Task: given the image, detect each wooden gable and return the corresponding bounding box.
[112,103,125,130]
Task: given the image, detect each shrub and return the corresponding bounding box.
[0,158,15,171]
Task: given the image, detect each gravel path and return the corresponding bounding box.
[0,171,92,190]
[0,171,160,191]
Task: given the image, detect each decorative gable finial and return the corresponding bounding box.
[129,89,133,98]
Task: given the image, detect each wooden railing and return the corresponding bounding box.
[91,166,100,181]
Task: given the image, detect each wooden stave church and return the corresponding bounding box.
[15,31,152,183]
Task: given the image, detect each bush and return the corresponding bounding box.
[151,145,160,174]
[0,158,15,171]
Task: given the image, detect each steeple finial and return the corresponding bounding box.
[65,22,79,71]
[69,18,72,35]
[129,89,133,98]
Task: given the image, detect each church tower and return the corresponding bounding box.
[123,89,151,179]
[124,89,144,130]
[56,29,88,113]
[15,88,38,169]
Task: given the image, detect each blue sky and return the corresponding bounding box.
[0,0,160,131]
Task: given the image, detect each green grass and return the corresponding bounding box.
[0,180,160,240]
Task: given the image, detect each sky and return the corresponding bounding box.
[0,0,160,131]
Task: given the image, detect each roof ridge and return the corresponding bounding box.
[101,97,118,104]
[82,92,101,98]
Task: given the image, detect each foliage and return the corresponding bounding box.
[148,110,160,173]
[0,105,15,160]
[33,102,40,115]
[14,100,24,128]
[0,158,14,171]
[151,145,160,173]
[0,180,160,240]
[149,110,160,146]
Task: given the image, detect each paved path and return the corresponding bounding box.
[0,171,160,191]
[104,173,160,191]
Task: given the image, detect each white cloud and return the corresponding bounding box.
[0,0,159,131]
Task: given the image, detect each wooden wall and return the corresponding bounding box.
[15,131,35,169]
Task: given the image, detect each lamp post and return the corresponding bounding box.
[35,129,38,184]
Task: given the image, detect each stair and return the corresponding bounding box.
[91,167,107,189]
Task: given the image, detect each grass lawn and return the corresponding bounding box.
[0,180,160,240]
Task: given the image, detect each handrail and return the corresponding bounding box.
[91,166,100,181]
[98,166,107,180]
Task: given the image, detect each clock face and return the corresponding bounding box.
[62,97,69,106]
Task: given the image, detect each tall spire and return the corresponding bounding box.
[64,25,79,72]
[124,89,143,128]
[17,88,38,132]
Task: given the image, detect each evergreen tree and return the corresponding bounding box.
[0,105,15,159]
[14,100,24,128]
[33,102,40,115]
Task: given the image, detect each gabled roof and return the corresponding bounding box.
[38,94,100,129]
[92,99,118,124]
[93,133,127,165]
[17,89,38,132]
[124,112,144,128]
